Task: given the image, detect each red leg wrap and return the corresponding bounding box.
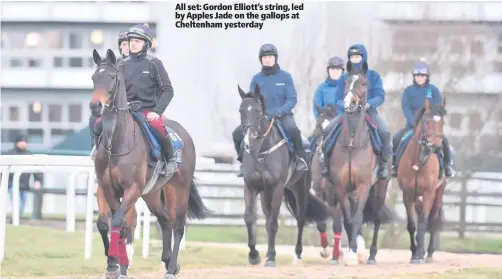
[118,237,129,266]
[320,232,328,248]
[108,227,120,259]
[333,232,342,258]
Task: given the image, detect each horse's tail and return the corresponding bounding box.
[284,188,329,224]
[187,177,213,220]
[363,187,396,225]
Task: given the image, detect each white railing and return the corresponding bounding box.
[0,155,221,260]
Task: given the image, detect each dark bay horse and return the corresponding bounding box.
[326,73,392,266]
[396,98,447,264]
[90,49,211,279]
[238,85,329,267]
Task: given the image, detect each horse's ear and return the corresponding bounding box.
[238,84,246,99]
[315,104,322,114]
[93,49,102,65]
[106,49,117,65]
[424,98,431,112]
[252,84,261,102]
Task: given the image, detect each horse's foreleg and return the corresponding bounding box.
[244,185,260,265]
[107,186,140,279]
[330,202,343,265]
[293,186,308,265]
[415,189,435,264]
[403,191,418,263]
[345,184,370,266]
[264,185,283,267]
[121,206,137,272]
[427,182,446,263]
[96,185,111,259]
[316,178,330,259]
[367,180,389,264]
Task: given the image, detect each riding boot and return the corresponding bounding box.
[158,133,174,163]
[293,137,308,172]
[378,131,391,180]
[233,140,244,177]
[391,134,399,177]
[442,138,454,177]
[320,153,330,178]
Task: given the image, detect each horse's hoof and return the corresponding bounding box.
[410,258,425,264]
[330,259,339,265]
[367,259,377,265]
[357,251,368,264]
[320,247,330,259]
[426,257,435,263]
[292,257,302,266]
[118,276,129,279]
[105,268,121,279]
[126,244,134,266]
[248,254,261,265]
[343,250,358,266]
[164,274,176,279]
[264,260,276,267]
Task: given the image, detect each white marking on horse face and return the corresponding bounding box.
[344,91,354,108]
[322,119,330,129]
[433,115,441,122]
[247,105,252,111]
[99,68,105,73]
[244,129,250,146]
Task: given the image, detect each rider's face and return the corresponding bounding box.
[129,38,145,53]
[328,67,343,80]
[350,55,363,64]
[120,41,129,56]
[261,55,276,67]
[414,74,427,85]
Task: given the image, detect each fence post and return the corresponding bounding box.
[32,189,43,220]
[458,172,469,238]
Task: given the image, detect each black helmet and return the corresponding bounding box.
[127,23,154,48]
[327,56,345,69]
[259,44,278,59]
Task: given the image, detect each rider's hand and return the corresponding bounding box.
[364,103,371,111]
[147,112,160,121]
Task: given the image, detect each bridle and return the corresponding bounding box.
[344,75,367,113]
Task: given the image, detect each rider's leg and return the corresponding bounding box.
[232,125,244,177]
[320,115,341,178]
[442,136,453,177]
[144,111,173,162]
[280,115,307,171]
[391,127,408,176]
[372,113,391,180]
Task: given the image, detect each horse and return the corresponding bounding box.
[396,98,447,264]
[238,84,329,267]
[324,73,392,266]
[90,49,211,279]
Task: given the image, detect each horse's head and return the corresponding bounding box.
[343,74,368,113]
[419,98,447,149]
[238,84,269,154]
[91,49,122,111]
[314,104,337,137]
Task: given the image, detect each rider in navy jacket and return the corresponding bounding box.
[392,60,453,177]
[320,44,392,180]
[312,56,344,119]
[232,44,307,177]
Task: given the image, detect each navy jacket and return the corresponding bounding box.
[402,83,442,127]
[250,69,297,117]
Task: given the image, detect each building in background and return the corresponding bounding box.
[1,1,156,151]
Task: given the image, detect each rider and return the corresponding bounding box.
[312,56,344,119]
[232,44,308,177]
[391,59,454,177]
[320,44,392,180]
[89,30,130,154]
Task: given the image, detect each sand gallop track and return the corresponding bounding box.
[10,242,502,279]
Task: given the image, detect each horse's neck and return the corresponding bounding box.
[340,111,367,148]
[407,122,424,159]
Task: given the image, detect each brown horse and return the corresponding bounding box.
[325,73,391,266]
[311,105,345,263]
[90,49,210,279]
[396,98,447,264]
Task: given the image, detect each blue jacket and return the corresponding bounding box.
[402,83,442,127]
[334,44,385,114]
[250,69,297,117]
[312,79,338,119]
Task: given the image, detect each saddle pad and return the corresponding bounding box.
[166,126,185,166]
[323,116,381,155]
[132,112,162,161]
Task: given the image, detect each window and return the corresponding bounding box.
[68,104,82,122]
[46,30,62,49]
[467,111,483,132]
[69,57,83,68]
[90,30,104,48]
[393,27,437,55]
[8,106,20,121]
[449,112,462,129]
[1,129,25,143]
[69,32,83,49]
[10,58,23,68]
[27,58,42,68]
[53,57,64,68]
[48,104,62,122]
[29,102,42,122]
[470,40,484,57]
[51,128,74,143]
[25,32,42,49]
[5,31,25,49]
[27,128,44,144]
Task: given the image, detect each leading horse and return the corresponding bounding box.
[396,98,447,264]
[324,73,393,265]
[90,49,211,279]
[238,85,329,267]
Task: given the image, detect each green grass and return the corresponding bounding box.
[184,224,502,254]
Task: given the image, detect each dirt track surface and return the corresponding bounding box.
[7,242,502,279]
